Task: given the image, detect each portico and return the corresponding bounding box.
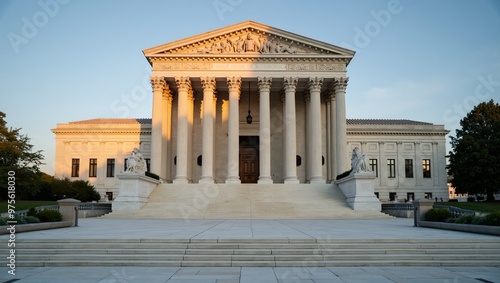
[145,21,354,185]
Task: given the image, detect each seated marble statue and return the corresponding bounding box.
[350,147,371,174]
[126,148,147,174]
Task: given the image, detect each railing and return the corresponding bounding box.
[382,203,414,211]
[5,202,112,218]
[433,204,480,217]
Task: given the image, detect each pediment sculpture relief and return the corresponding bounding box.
[189,32,314,55]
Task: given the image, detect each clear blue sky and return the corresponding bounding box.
[1,0,499,174]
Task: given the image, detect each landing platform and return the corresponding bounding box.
[105,184,390,219]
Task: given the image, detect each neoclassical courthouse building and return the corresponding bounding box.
[52,21,449,203]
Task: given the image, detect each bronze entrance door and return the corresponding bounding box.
[239,136,259,183]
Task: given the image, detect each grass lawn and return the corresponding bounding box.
[436,201,500,213]
[0,200,58,213]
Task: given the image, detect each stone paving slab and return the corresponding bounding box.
[1,266,499,282]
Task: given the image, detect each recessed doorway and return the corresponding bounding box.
[239,136,259,183]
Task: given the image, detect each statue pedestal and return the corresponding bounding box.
[334,172,381,211]
[112,173,161,211]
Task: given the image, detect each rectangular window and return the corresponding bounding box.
[405,159,414,178]
[389,192,397,201]
[387,159,396,178]
[407,192,415,202]
[106,159,115,177]
[369,159,378,177]
[89,158,97,178]
[425,192,433,199]
[145,158,151,172]
[423,159,431,178]
[71,158,80,177]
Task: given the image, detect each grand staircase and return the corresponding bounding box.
[106,183,390,219]
[11,238,500,267]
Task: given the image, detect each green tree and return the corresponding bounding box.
[448,100,500,201]
[0,111,44,199]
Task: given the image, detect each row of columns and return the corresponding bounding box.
[150,76,349,184]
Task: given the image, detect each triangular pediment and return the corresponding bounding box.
[143,20,355,59]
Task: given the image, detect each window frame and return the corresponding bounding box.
[89,158,98,178]
[369,158,378,177]
[71,158,80,177]
[387,159,396,178]
[422,159,431,178]
[106,158,115,178]
[405,159,414,178]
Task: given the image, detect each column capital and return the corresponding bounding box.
[201,77,216,91]
[333,77,349,92]
[226,76,241,99]
[308,77,323,92]
[283,77,298,92]
[188,88,195,102]
[150,76,166,92]
[175,76,191,91]
[162,83,172,101]
[258,77,272,91]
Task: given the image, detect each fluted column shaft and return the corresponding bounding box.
[283,77,299,184]
[173,77,191,184]
[328,89,337,181]
[226,77,241,184]
[150,76,166,179]
[258,77,273,184]
[200,77,216,184]
[308,77,325,184]
[334,77,349,175]
[162,85,173,182]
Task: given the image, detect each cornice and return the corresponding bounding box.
[347,131,448,136]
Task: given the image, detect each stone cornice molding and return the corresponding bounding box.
[347,131,448,136]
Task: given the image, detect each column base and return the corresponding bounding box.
[258,177,273,184]
[310,177,326,184]
[284,178,299,184]
[199,177,215,184]
[173,177,189,184]
[225,177,241,184]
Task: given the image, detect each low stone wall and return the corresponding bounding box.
[0,221,73,235]
[419,221,500,236]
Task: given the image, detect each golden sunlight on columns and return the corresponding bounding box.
[258,77,273,184]
[200,77,216,184]
[150,76,166,179]
[173,77,191,184]
[334,77,349,175]
[283,77,299,184]
[162,84,173,182]
[308,77,325,184]
[226,76,241,184]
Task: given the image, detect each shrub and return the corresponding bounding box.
[481,211,500,226]
[27,207,38,217]
[454,214,475,224]
[336,169,352,180]
[23,216,40,224]
[36,209,62,222]
[449,199,458,202]
[424,208,452,222]
[145,171,160,180]
[467,196,475,202]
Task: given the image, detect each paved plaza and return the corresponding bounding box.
[1,218,499,282]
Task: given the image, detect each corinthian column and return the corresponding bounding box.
[334,77,349,175]
[308,77,325,184]
[226,77,241,184]
[283,77,299,184]
[173,77,191,184]
[258,77,273,184]
[162,84,173,182]
[200,77,216,184]
[150,76,165,179]
[328,86,336,181]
